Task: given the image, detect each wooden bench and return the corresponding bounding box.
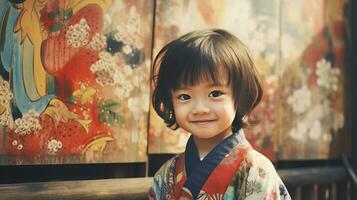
[0,177,153,200]
[279,167,350,199]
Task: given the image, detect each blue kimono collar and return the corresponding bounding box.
[183,129,245,198]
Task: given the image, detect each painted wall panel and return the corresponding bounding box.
[278,0,349,159]
[0,0,154,164]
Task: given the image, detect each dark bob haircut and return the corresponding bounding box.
[152,29,263,131]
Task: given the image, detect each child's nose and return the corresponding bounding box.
[191,100,210,114]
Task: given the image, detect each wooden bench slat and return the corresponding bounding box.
[0,178,153,200]
[278,167,348,187]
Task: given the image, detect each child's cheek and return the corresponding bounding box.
[173,103,189,122]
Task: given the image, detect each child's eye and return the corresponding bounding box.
[209,90,223,97]
[178,94,191,100]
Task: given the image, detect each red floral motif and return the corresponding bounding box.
[41,4,103,74]
[5,4,112,157]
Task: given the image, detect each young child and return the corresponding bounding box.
[149,29,291,200]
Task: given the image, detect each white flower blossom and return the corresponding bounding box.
[17,144,23,150]
[115,88,129,98]
[115,81,133,98]
[66,18,90,48]
[122,45,132,55]
[99,51,112,60]
[90,51,121,86]
[113,71,125,84]
[305,105,323,127]
[122,65,133,76]
[14,110,41,135]
[113,7,143,49]
[0,80,13,105]
[0,79,13,126]
[89,33,107,51]
[289,122,308,141]
[316,58,340,91]
[287,86,311,115]
[308,120,322,139]
[128,97,140,114]
[96,70,115,86]
[104,14,112,27]
[48,139,63,155]
[0,111,11,126]
[132,73,147,88]
[121,80,133,92]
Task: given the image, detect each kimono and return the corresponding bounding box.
[149,130,291,200]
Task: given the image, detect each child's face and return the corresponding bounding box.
[171,79,236,140]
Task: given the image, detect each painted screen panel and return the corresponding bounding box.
[278,0,350,159]
[0,0,154,164]
[149,0,280,160]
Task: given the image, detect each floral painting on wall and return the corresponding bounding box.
[0,0,153,164]
[149,0,280,160]
[278,0,350,159]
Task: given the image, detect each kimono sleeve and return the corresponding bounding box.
[239,150,291,200]
[149,175,164,200]
[149,155,179,200]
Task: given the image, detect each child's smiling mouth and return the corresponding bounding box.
[190,119,216,125]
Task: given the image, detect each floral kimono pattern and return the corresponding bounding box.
[149,130,291,200]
